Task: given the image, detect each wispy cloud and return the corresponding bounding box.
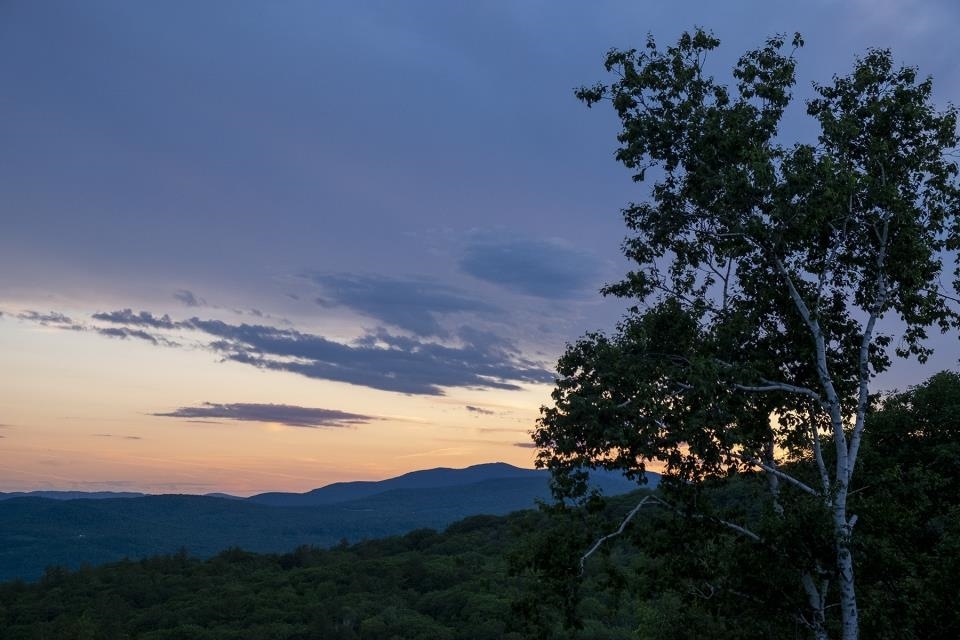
[459,236,603,299]
[173,289,206,307]
[307,273,499,337]
[95,326,162,344]
[465,405,495,415]
[92,309,179,329]
[152,402,378,428]
[15,309,181,345]
[513,441,537,449]
[17,311,80,328]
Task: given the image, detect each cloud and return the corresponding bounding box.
[92,309,179,329]
[466,405,495,415]
[513,441,537,448]
[152,403,378,428]
[459,236,604,299]
[173,289,206,307]
[187,317,552,395]
[96,326,161,344]
[51,305,555,395]
[93,433,143,440]
[17,311,80,328]
[308,273,498,337]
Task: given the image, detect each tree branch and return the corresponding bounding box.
[734,453,820,497]
[734,379,823,404]
[771,256,848,484]
[579,492,764,576]
[580,494,658,573]
[709,515,763,542]
[807,409,832,497]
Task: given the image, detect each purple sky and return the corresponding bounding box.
[1,0,957,494]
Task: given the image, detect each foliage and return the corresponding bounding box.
[535,28,960,639]
[0,514,528,639]
[853,372,960,640]
[0,500,651,639]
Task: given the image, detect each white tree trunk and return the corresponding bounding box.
[834,458,859,640]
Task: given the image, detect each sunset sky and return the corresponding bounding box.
[2,1,958,495]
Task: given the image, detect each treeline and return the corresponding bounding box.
[0,504,647,640]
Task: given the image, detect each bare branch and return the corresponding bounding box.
[710,516,763,542]
[771,256,818,335]
[734,453,820,497]
[800,571,830,640]
[580,492,764,576]
[734,380,823,404]
[771,256,848,483]
[928,286,960,305]
[807,409,832,496]
[580,494,659,573]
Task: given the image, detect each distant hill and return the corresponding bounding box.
[0,463,656,582]
[249,462,553,506]
[0,490,145,501]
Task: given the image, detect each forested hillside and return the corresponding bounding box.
[0,500,648,640]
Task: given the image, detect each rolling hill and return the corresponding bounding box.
[0,463,656,582]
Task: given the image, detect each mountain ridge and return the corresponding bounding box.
[1,462,659,504]
[246,461,546,506]
[0,463,658,582]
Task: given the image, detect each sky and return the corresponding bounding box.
[1,0,958,495]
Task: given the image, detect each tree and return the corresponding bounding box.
[534,29,960,640]
[854,371,960,639]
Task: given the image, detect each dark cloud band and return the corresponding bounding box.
[153,403,377,428]
[17,296,554,395]
[85,310,553,395]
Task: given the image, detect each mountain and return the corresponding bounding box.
[0,463,658,582]
[247,462,545,506]
[248,462,655,506]
[0,463,655,505]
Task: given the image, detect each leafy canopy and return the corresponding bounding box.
[536,29,960,491]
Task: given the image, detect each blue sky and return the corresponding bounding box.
[1,0,958,494]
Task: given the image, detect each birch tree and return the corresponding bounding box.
[534,30,960,640]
